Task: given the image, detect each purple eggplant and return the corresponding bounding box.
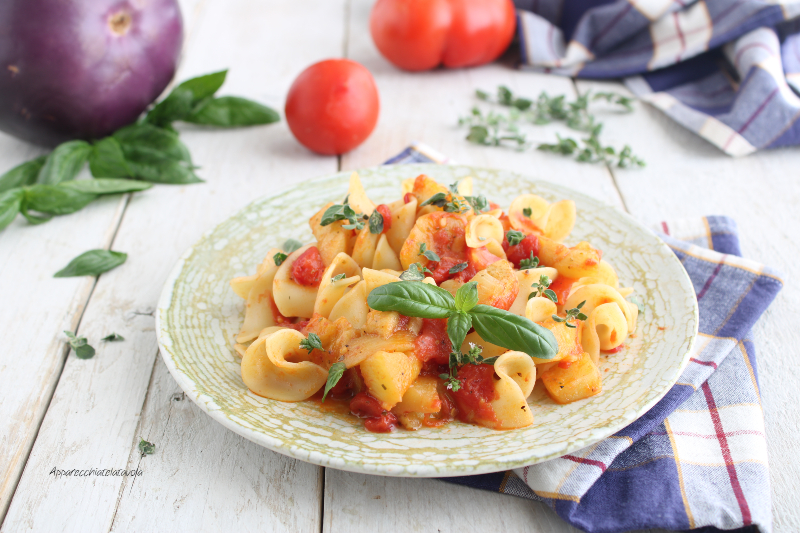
[0,0,183,147]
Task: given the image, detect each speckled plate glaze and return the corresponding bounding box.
[156,164,698,477]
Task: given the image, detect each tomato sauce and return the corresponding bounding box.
[503,233,540,269]
[413,318,450,365]
[403,192,414,204]
[375,204,393,232]
[290,246,325,287]
[451,364,498,424]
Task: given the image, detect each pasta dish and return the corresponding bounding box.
[229,174,638,432]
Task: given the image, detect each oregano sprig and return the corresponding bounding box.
[529,275,558,303]
[552,300,589,329]
[518,253,540,270]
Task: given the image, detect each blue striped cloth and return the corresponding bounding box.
[387,144,783,533]
[514,0,800,155]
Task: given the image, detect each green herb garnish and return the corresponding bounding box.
[368,209,384,234]
[399,262,431,281]
[101,333,125,342]
[418,243,441,262]
[299,332,324,353]
[64,330,95,359]
[54,249,127,278]
[283,239,303,254]
[448,262,469,274]
[367,281,558,390]
[322,362,346,401]
[273,252,288,266]
[320,198,367,231]
[518,253,540,270]
[552,301,588,329]
[331,273,346,283]
[506,230,525,246]
[138,438,155,456]
[529,275,558,303]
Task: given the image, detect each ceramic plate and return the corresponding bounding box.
[156,164,698,477]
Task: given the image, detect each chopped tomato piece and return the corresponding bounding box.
[548,276,576,305]
[503,233,540,269]
[291,246,325,287]
[414,318,450,365]
[350,392,383,418]
[428,256,467,284]
[451,364,498,424]
[375,203,392,232]
[468,246,502,271]
[364,412,398,433]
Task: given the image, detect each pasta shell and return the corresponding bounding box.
[489,352,537,429]
[313,253,362,318]
[272,244,320,319]
[465,214,504,249]
[347,172,376,215]
[329,280,369,329]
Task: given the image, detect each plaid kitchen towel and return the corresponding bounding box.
[388,144,784,533]
[513,0,800,155]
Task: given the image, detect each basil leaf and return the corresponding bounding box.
[59,178,152,195]
[185,96,280,127]
[283,239,303,253]
[24,185,97,215]
[146,70,228,127]
[89,137,132,178]
[273,252,288,266]
[481,356,499,365]
[367,280,454,319]
[368,210,384,234]
[112,124,201,184]
[127,159,201,185]
[54,249,127,278]
[37,140,92,185]
[300,332,324,353]
[470,304,558,359]
[322,362,346,401]
[447,311,472,353]
[0,188,23,230]
[0,156,46,193]
[454,281,479,313]
[19,201,51,225]
[102,333,125,342]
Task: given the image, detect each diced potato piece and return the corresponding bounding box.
[397,412,423,431]
[333,331,416,369]
[460,331,507,359]
[540,352,602,404]
[533,319,584,364]
[364,310,402,339]
[360,351,422,410]
[471,259,519,310]
[392,376,442,414]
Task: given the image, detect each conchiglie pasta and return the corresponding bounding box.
[581,302,628,364]
[543,199,576,242]
[236,252,282,343]
[507,267,559,316]
[489,352,537,429]
[572,260,619,291]
[351,225,379,269]
[372,234,403,271]
[564,283,635,332]
[385,198,418,254]
[272,244,319,318]
[538,236,602,279]
[362,268,401,294]
[347,172,376,215]
[241,329,327,402]
[230,247,281,299]
[313,253,362,318]
[525,296,558,324]
[329,280,369,329]
[465,214,504,248]
[509,194,550,233]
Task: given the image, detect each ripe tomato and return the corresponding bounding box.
[290,247,325,287]
[369,0,517,71]
[285,59,380,155]
[503,233,540,269]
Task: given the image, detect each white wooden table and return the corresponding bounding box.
[0,1,797,531]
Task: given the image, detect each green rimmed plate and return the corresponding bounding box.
[156,164,698,477]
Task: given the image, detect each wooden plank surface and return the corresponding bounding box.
[0,0,797,531]
[0,0,343,531]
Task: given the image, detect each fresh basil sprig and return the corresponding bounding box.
[320,198,367,230]
[300,333,324,353]
[367,280,558,359]
[54,250,127,278]
[0,70,279,233]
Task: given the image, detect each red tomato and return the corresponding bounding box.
[451,364,498,423]
[548,276,576,305]
[467,246,502,271]
[364,412,399,433]
[414,318,451,365]
[375,203,392,232]
[370,0,517,71]
[503,233,540,269]
[350,392,384,418]
[290,247,325,287]
[285,59,380,155]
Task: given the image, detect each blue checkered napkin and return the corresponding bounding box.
[386,146,783,533]
[513,0,800,155]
